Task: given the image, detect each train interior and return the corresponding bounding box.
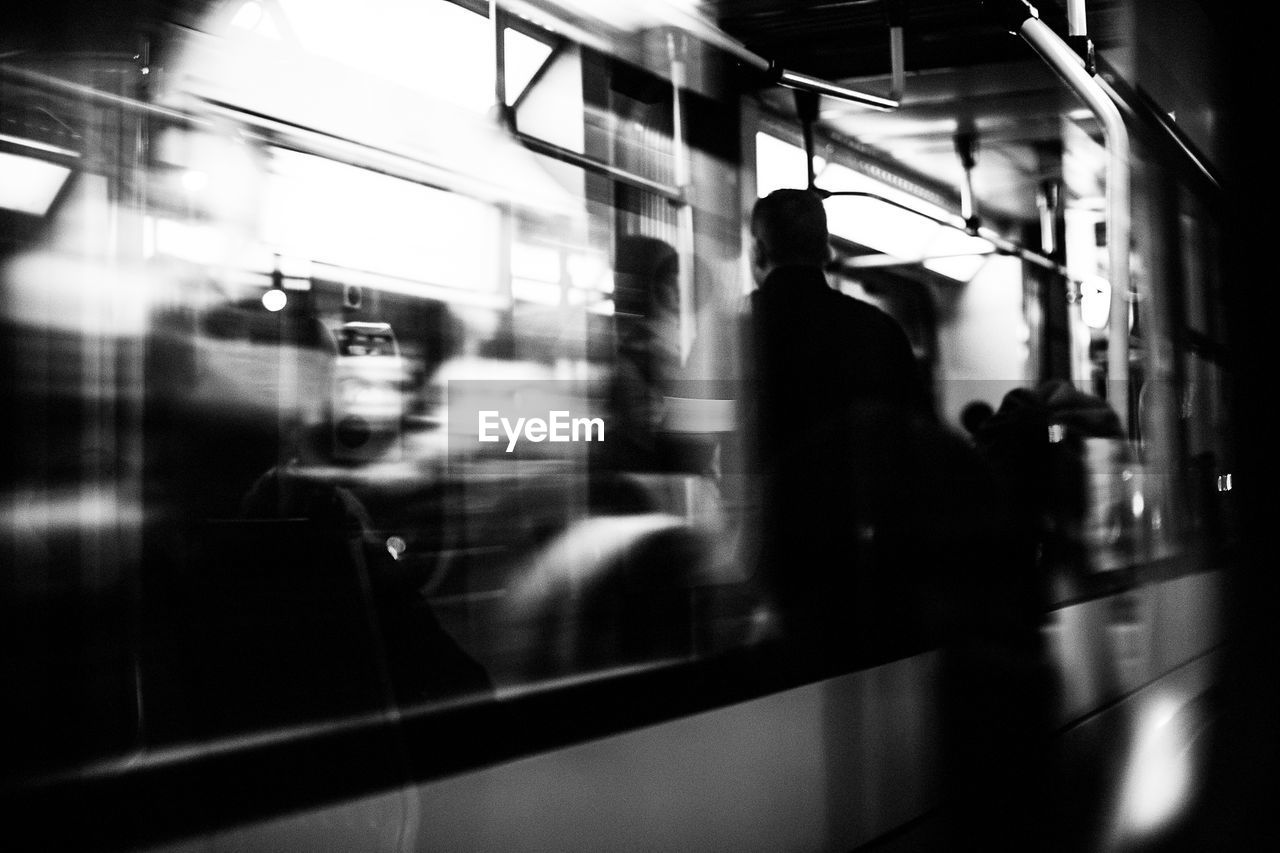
[2,1,1273,850]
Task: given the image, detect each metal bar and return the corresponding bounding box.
[820,188,1073,278]
[189,97,580,216]
[1019,15,1132,430]
[668,30,697,363]
[0,62,211,127]
[1068,0,1088,36]
[0,132,80,159]
[3,63,685,212]
[976,225,1070,275]
[661,5,900,108]
[491,0,512,128]
[837,251,995,270]
[889,25,906,101]
[1037,180,1059,256]
[776,69,899,111]
[514,131,685,203]
[1093,61,1222,195]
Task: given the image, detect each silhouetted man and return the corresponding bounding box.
[745,189,941,663]
[747,188,927,471]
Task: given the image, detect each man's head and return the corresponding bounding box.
[749,188,830,284]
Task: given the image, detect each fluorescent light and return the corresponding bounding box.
[827,195,938,258]
[755,133,995,281]
[0,152,72,215]
[755,132,812,196]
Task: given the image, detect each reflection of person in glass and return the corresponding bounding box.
[602,235,682,472]
[975,378,1126,588]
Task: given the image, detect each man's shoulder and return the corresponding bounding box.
[827,288,902,333]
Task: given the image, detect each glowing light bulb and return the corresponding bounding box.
[262,288,287,311]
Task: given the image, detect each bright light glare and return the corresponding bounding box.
[567,253,610,291]
[756,137,991,280]
[0,133,80,158]
[154,219,223,264]
[262,288,288,311]
[519,0,707,33]
[1081,276,1111,329]
[262,148,500,293]
[181,169,209,192]
[230,1,263,29]
[2,486,143,534]
[0,152,72,215]
[1120,696,1195,835]
[278,0,495,113]
[512,278,561,306]
[755,133,813,196]
[512,243,561,283]
[827,196,937,259]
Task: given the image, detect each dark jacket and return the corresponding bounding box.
[748,265,926,469]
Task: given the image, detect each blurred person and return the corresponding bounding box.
[960,398,995,441]
[235,412,493,712]
[742,188,933,658]
[142,300,491,740]
[744,191,1061,849]
[942,378,1134,851]
[746,189,930,470]
[598,234,717,477]
[975,378,1126,592]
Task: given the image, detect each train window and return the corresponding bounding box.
[0,0,763,786]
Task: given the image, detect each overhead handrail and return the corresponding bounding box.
[770,66,899,112]
[818,189,1076,279]
[629,1,905,110]
[490,0,910,210]
[983,0,1133,431]
[786,88,1077,282]
[1092,59,1222,197]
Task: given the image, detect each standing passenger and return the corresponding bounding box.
[747,188,929,471]
[745,189,934,662]
[747,191,1057,848]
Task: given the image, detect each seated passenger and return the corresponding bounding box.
[238,424,493,710]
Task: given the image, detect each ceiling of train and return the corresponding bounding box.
[710,0,1111,224]
[3,0,1116,227]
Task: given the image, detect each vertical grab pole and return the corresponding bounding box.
[669,30,696,364]
[491,0,514,129]
[988,1,1132,431]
